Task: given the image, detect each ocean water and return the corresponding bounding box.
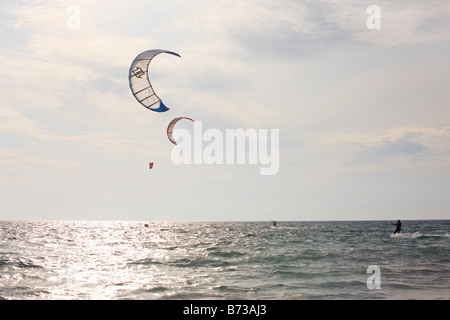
[0,220,449,300]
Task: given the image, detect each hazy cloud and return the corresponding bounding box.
[1,0,449,220]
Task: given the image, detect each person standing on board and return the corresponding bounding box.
[393,220,402,234]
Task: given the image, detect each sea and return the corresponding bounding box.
[1,220,449,300]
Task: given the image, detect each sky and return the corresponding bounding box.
[1,0,449,222]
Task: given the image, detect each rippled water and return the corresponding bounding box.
[1,220,449,300]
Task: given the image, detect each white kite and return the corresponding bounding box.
[128,49,181,112]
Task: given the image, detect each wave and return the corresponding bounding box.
[206,250,246,258]
[128,258,164,266]
[0,258,44,270]
[389,232,450,239]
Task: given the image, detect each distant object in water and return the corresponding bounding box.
[272,221,277,227]
[392,219,402,234]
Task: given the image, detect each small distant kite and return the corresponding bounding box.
[128,49,181,112]
[149,162,154,170]
[167,117,194,145]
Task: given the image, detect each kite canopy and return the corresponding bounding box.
[128,49,181,112]
[149,162,154,169]
[167,117,194,145]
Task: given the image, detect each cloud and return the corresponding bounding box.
[0,104,45,136]
[1,0,450,221]
[172,0,450,60]
[318,1,450,47]
[320,126,450,172]
[353,135,428,163]
[0,146,81,173]
[0,103,161,178]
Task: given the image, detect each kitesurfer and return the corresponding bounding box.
[393,220,401,234]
